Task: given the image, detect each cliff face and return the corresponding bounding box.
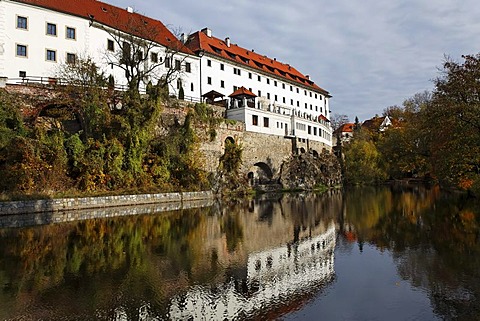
[279,152,342,190]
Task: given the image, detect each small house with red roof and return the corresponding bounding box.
[333,123,355,145]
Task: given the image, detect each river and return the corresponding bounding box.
[0,186,479,320]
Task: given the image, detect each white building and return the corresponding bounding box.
[0,0,200,97]
[1,0,333,148]
[186,28,333,148]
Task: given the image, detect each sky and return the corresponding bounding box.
[108,0,480,121]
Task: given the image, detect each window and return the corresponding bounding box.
[267,93,270,99]
[257,75,261,82]
[304,90,307,96]
[19,71,26,78]
[297,101,300,107]
[290,85,293,91]
[122,42,131,61]
[176,79,182,89]
[220,80,225,88]
[314,127,317,136]
[107,39,114,51]
[17,16,27,30]
[252,115,258,126]
[249,72,252,79]
[46,23,57,36]
[207,77,212,85]
[175,59,181,70]
[66,53,76,64]
[283,97,286,104]
[16,44,27,57]
[151,52,158,63]
[310,92,312,97]
[136,50,143,61]
[310,104,313,110]
[186,62,191,72]
[305,103,307,109]
[291,99,294,105]
[266,78,270,84]
[274,95,278,101]
[207,59,212,67]
[263,117,269,128]
[296,88,299,93]
[220,63,224,70]
[191,83,194,91]
[233,67,241,75]
[308,126,311,134]
[165,57,171,68]
[66,27,76,40]
[46,49,56,62]
[274,80,277,87]
[258,90,261,97]
[315,93,318,99]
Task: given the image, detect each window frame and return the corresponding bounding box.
[46,48,57,62]
[66,26,76,40]
[151,52,158,63]
[16,15,28,30]
[16,43,27,57]
[66,52,76,64]
[46,22,57,36]
[107,39,115,51]
[185,62,191,73]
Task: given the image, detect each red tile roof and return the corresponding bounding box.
[229,86,256,97]
[338,123,354,133]
[12,0,193,54]
[186,30,330,96]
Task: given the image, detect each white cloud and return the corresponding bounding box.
[109,0,480,121]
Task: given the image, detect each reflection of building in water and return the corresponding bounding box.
[168,224,336,320]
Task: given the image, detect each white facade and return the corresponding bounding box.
[0,0,200,98]
[192,30,333,147]
[1,0,333,148]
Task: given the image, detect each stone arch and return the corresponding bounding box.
[36,102,81,133]
[247,162,274,186]
[254,162,273,180]
[312,149,319,158]
[225,136,235,145]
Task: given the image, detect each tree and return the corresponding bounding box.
[99,9,189,92]
[331,113,350,132]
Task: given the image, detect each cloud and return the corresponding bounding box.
[110,0,480,121]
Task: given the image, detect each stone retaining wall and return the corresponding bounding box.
[0,198,215,228]
[0,191,213,216]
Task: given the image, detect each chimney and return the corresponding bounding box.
[180,33,188,44]
[126,6,133,13]
[201,27,212,37]
[306,75,310,80]
[225,37,231,47]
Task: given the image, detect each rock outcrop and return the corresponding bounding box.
[279,152,342,190]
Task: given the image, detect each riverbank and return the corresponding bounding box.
[0,191,213,216]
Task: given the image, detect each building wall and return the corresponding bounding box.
[198,50,333,146]
[1,0,200,98]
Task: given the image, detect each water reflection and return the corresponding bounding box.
[335,185,480,321]
[2,187,479,320]
[0,192,341,320]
